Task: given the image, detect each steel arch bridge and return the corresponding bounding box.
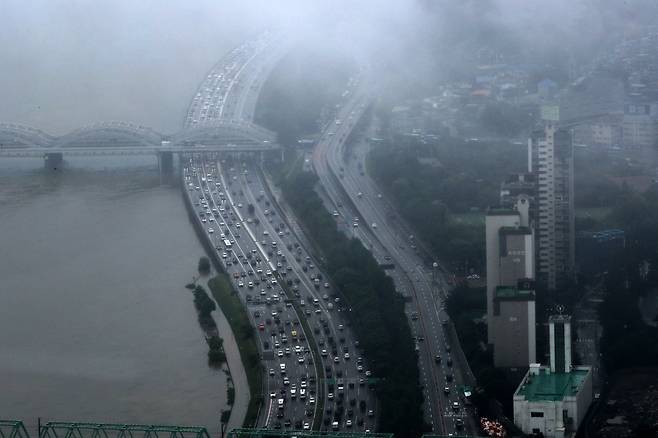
[0,120,278,157]
[0,420,30,438]
[0,421,211,438]
[53,121,164,148]
[0,123,55,148]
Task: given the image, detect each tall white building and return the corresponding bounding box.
[529,119,575,292]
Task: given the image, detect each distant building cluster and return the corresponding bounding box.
[387,62,543,142]
[388,27,658,163]
[564,28,658,155]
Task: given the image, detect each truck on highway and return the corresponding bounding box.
[224,239,232,249]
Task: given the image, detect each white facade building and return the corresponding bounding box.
[529,122,575,291]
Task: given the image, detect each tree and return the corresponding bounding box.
[208,335,224,351]
[198,257,211,274]
[208,348,226,367]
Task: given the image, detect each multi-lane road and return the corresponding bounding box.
[180,33,377,433]
[311,79,475,436]
[182,157,377,432]
[181,32,478,435]
[184,32,288,128]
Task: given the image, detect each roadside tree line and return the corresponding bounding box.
[281,169,426,438]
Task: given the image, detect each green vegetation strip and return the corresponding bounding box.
[280,169,425,438]
[208,274,264,428]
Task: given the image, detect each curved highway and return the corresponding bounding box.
[180,33,378,432]
[312,76,476,436]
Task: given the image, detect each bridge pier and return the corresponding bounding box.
[157,151,174,178]
[44,152,63,171]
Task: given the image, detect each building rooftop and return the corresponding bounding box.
[495,286,535,301]
[517,367,590,402]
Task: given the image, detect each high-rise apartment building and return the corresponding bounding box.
[529,120,575,292]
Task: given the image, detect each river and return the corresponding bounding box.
[0,157,248,433]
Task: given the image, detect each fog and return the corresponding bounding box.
[0,0,654,134]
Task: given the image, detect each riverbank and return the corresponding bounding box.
[208,274,263,428]
[180,165,259,429]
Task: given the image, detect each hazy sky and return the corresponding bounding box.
[0,0,653,135]
[0,0,428,134]
[0,1,256,134]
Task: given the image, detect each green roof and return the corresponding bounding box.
[517,368,590,402]
[495,286,535,301]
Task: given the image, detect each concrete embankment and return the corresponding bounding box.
[180,168,250,430]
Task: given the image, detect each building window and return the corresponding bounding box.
[531,412,544,418]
